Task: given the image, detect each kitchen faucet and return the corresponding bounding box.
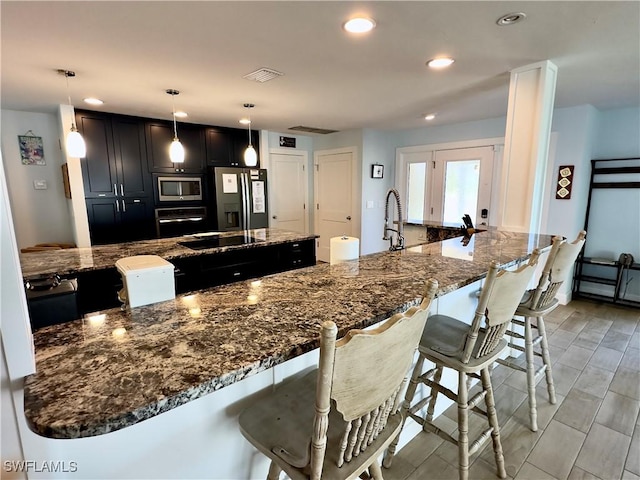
[383,188,405,251]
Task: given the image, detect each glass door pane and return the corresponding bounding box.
[407,162,426,222]
[443,160,480,224]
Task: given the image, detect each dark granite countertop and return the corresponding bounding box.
[23,229,552,439]
[19,228,317,280]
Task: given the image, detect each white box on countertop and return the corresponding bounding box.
[115,255,175,308]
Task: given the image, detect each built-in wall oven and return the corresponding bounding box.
[155,207,208,238]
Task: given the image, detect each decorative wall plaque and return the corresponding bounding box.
[555,165,574,199]
[18,131,45,165]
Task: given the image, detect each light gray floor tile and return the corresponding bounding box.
[549,329,580,349]
[551,363,583,396]
[478,416,543,478]
[513,388,565,432]
[572,330,606,351]
[626,427,640,476]
[558,345,595,370]
[610,317,639,336]
[547,305,576,323]
[588,345,624,372]
[600,330,632,352]
[554,388,602,433]
[559,312,590,334]
[594,390,640,436]
[567,466,602,480]
[548,344,567,364]
[406,452,459,480]
[394,431,444,468]
[583,317,613,335]
[620,348,640,371]
[573,365,615,399]
[468,457,511,480]
[609,368,640,400]
[492,383,528,424]
[516,462,559,480]
[623,471,640,480]
[575,423,631,480]
[380,454,415,480]
[528,420,586,480]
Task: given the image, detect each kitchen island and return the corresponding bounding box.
[20,229,552,479]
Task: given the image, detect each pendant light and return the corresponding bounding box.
[243,103,257,167]
[58,69,86,158]
[166,89,185,163]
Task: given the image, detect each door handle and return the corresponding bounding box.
[113,184,118,197]
[121,200,126,212]
[346,216,352,220]
[115,199,120,212]
[120,184,124,196]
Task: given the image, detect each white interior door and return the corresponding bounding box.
[314,149,355,262]
[269,151,308,233]
[432,146,494,227]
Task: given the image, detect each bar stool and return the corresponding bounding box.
[497,231,586,431]
[239,279,438,480]
[383,252,540,480]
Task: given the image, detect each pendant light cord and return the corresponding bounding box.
[171,92,178,140]
[63,71,77,130]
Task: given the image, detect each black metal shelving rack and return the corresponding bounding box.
[573,157,640,308]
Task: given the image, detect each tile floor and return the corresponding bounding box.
[383,299,640,480]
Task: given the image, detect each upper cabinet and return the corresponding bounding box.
[205,127,235,167]
[76,110,152,199]
[145,121,205,173]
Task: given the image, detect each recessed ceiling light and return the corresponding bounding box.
[174,111,188,118]
[239,118,251,125]
[83,97,103,105]
[343,17,376,33]
[427,57,455,69]
[497,12,526,26]
[424,114,436,121]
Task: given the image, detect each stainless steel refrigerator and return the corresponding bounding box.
[209,167,269,231]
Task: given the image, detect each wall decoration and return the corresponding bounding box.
[61,164,72,199]
[18,131,45,165]
[371,164,384,179]
[555,165,574,199]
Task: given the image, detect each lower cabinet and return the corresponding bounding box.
[86,198,155,245]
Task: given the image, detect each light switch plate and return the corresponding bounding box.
[33,180,48,190]
[366,200,374,209]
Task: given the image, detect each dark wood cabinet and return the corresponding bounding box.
[205,127,235,167]
[85,197,154,245]
[146,121,205,173]
[77,111,154,245]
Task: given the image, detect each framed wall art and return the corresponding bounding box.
[555,165,574,199]
[371,164,384,179]
[18,131,45,166]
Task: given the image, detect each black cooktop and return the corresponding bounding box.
[178,235,261,250]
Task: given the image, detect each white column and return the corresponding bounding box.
[498,60,557,234]
[57,104,91,247]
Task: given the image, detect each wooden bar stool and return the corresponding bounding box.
[239,279,438,480]
[384,252,540,480]
[497,231,586,431]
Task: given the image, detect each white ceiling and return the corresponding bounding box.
[2,1,639,134]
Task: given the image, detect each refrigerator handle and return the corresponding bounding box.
[241,172,249,231]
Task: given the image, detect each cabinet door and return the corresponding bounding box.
[146,121,205,173]
[120,198,155,241]
[205,128,234,167]
[76,112,118,198]
[112,116,152,198]
[86,198,120,245]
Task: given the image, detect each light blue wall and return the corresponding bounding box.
[392,116,507,147]
[593,107,640,159]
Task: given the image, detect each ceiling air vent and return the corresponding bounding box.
[289,126,339,135]
[243,68,284,83]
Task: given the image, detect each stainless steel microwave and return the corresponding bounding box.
[157,176,202,202]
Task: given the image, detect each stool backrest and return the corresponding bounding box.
[529,231,587,310]
[309,279,439,478]
[462,251,541,363]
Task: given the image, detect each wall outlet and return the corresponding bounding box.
[33,180,47,190]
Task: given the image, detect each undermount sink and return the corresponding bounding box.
[178,235,261,250]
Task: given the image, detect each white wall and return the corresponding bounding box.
[1,109,74,249]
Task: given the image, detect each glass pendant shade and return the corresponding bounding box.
[169,138,185,163]
[66,125,86,158]
[244,145,257,167]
